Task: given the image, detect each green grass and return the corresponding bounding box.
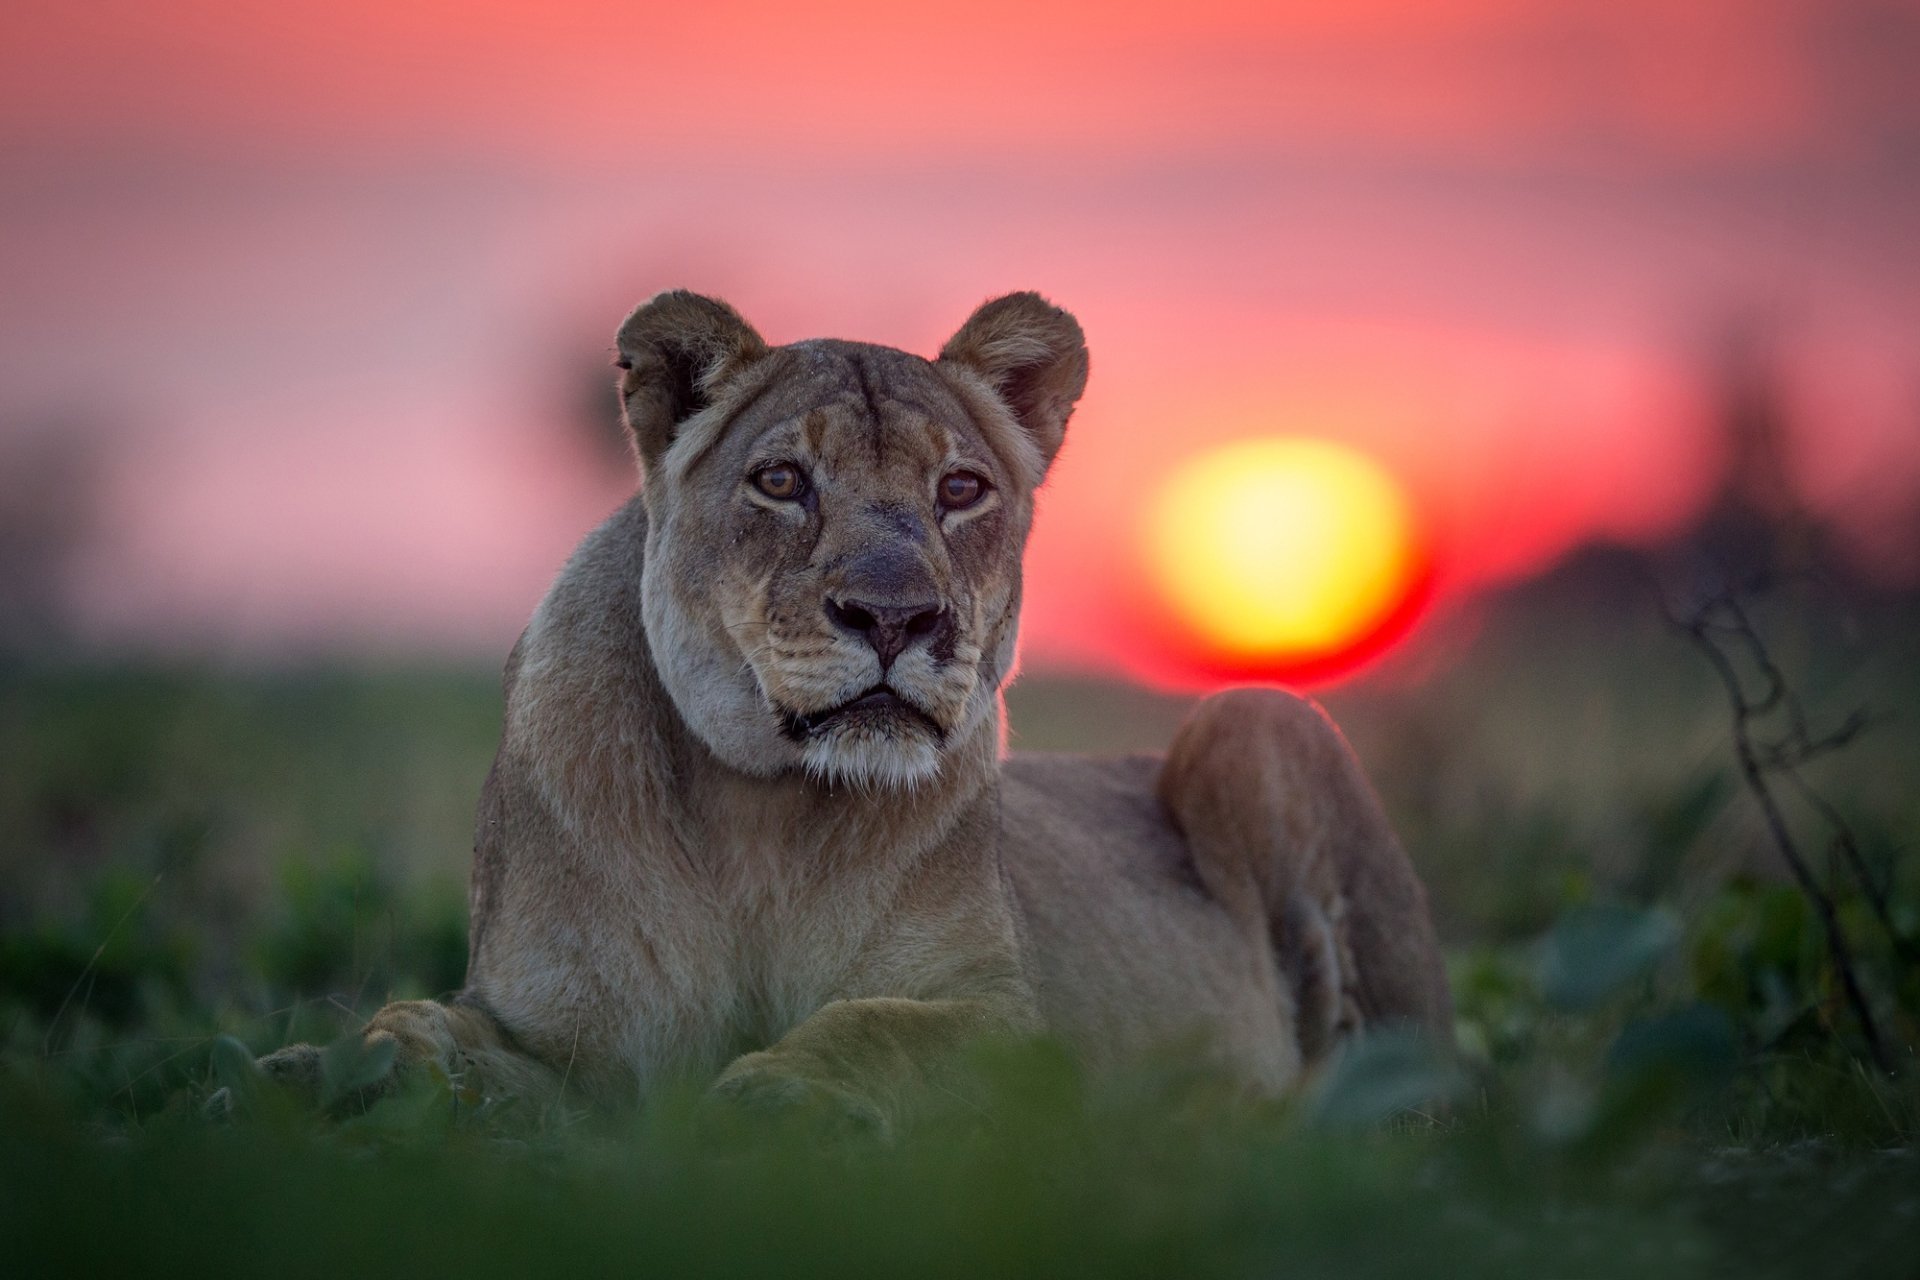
[3,585,1918,1277]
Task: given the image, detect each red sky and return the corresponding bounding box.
[3,0,1917,683]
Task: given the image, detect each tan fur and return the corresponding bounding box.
[257,292,1450,1124]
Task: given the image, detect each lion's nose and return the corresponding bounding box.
[825,596,948,668]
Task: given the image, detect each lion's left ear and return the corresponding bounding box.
[938,293,1088,471]
[615,290,768,473]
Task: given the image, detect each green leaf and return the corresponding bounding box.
[1606,1005,1738,1088]
[338,1069,454,1144]
[209,1034,262,1100]
[1552,1005,1743,1164]
[1306,1028,1460,1129]
[1537,904,1679,1012]
[319,1033,397,1108]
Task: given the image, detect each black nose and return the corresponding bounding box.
[826,596,948,668]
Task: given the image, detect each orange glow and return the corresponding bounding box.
[1142,439,1425,684]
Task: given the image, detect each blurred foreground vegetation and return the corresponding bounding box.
[3,580,1918,1277]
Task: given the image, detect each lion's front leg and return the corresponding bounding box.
[712,996,1027,1135]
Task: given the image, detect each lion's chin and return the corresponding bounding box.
[776,685,950,790]
[797,728,943,791]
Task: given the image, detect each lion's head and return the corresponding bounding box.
[615,291,1088,790]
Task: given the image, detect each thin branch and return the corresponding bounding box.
[1780,768,1918,966]
[1751,708,1876,772]
[1687,585,1913,967]
[1670,585,1900,1075]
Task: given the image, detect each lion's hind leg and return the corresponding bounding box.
[1157,688,1451,1067]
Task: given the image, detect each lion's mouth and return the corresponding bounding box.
[781,687,945,743]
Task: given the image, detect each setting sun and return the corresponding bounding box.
[1146,438,1419,673]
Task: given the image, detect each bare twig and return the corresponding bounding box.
[1667,581,1905,1075]
[1779,768,1917,967]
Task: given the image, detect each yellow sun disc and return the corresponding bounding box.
[1146,438,1415,661]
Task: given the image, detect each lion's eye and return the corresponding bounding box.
[752,464,806,501]
[939,470,988,511]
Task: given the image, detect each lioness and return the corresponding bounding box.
[257,291,1450,1125]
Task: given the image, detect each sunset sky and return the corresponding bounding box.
[4,0,1917,685]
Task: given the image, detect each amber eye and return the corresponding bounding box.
[752,463,806,501]
[939,470,988,510]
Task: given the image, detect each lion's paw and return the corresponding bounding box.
[205,1031,409,1120]
[256,1041,329,1096]
[708,1050,891,1139]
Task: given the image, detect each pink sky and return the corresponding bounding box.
[3,0,1917,681]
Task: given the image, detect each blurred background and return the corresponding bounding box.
[2,1,1917,1098]
[4,0,1918,669]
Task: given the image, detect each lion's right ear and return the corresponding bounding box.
[615,291,768,471]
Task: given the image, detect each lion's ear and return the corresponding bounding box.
[938,292,1088,471]
[615,291,768,471]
